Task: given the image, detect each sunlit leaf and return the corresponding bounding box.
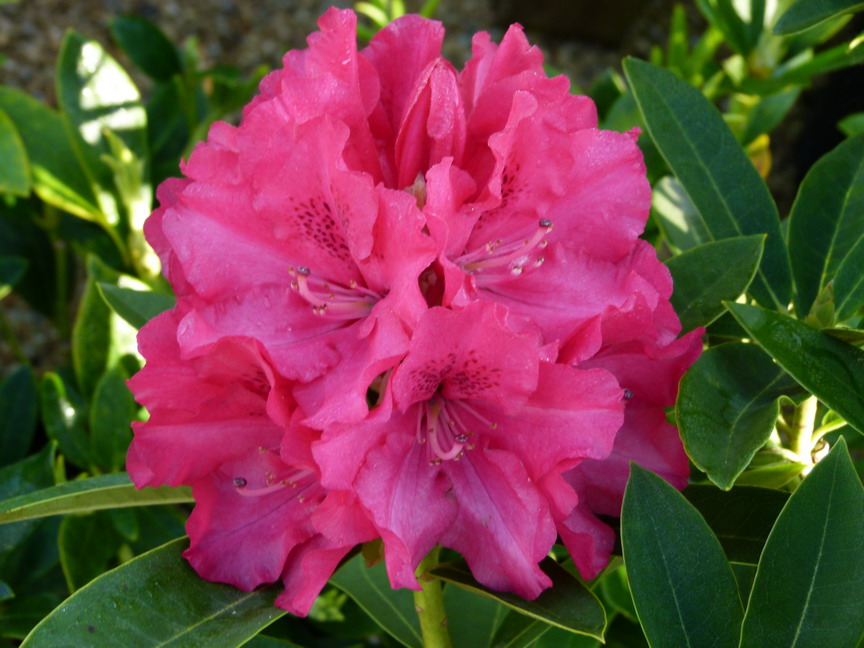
[775,0,864,33]
[97,282,174,330]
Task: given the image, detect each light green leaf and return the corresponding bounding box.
[834,232,864,323]
[97,282,174,329]
[624,57,792,310]
[0,108,30,197]
[740,439,864,647]
[652,176,711,252]
[0,473,192,525]
[21,537,285,647]
[734,459,810,488]
[329,554,423,648]
[839,112,864,137]
[622,466,743,648]
[727,303,864,434]
[665,235,765,331]
[775,0,864,33]
[431,558,605,641]
[824,326,864,345]
[788,134,864,319]
[678,342,802,489]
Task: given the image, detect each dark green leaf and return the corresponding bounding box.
[788,134,864,319]
[727,303,864,434]
[666,235,765,331]
[740,439,864,647]
[824,326,864,345]
[445,584,510,648]
[40,372,90,470]
[0,365,38,467]
[72,256,139,400]
[834,232,864,323]
[0,473,192,525]
[0,445,56,559]
[775,0,864,33]
[622,466,743,648]
[58,511,121,592]
[597,565,638,623]
[0,255,28,301]
[97,282,174,329]
[740,88,800,145]
[0,87,100,220]
[489,610,550,648]
[0,108,30,197]
[110,16,182,82]
[684,485,789,564]
[89,366,135,472]
[431,558,605,641]
[329,554,422,648]
[624,58,792,310]
[652,176,712,252]
[678,342,802,488]
[20,537,285,647]
[697,0,762,56]
[839,112,864,137]
[535,626,600,647]
[57,30,148,224]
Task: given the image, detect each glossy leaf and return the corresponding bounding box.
[824,326,864,346]
[329,554,422,648]
[0,255,27,301]
[622,466,743,648]
[733,460,809,488]
[57,30,148,224]
[58,511,121,592]
[678,342,801,489]
[0,108,30,196]
[0,88,100,220]
[97,282,175,329]
[431,558,605,641]
[89,366,136,473]
[665,235,764,331]
[652,176,711,252]
[787,134,864,319]
[740,439,864,647]
[684,486,788,564]
[775,0,864,33]
[489,611,551,648]
[39,373,90,470]
[20,538,285,647]
[444,584,510,648]
[624,58,792,310]
[109,16,182,82]
[834,232,864,323]
[0,365,37,467]
[727,303,864,434]
[0,473,192,525]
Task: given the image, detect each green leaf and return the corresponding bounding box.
[20,537,285,647]
[0,445,56,557]
[431,558,605,641]
[0,255,27,301]
[0,365,37,467]
[445,584,510,648]
[834,232,864,323]
[775,0,864,33]
[329,554,422,648]
[40,372,91,470]
[684,485,789,564]
[839,112,864,137]
[665,235,765,331]
[697,0,763,56]
[89,366,136,473]
[0,473,192,525]
[727,303,864,434]
[0,87,100,220]
[97,282,174,329]
[597,565,638,623]
[788,134,864,319]
[652,176,711,252]
[740,439,864,647]
[624,58,792,310]
[733,459,810,488]
[57,30,148,225]
[622,466,743,648]
[489,611,550,648]
[739,88,800,145]
[58,511,121,592]
[109,16,182,82]
[72,256,140,400]
[0,108,30,197]
[678,342,802,489]
[824,326,864,345]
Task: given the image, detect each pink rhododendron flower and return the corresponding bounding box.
[128,7,703,616]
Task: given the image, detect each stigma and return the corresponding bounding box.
[288,266,381,319]
[455,218,552,285]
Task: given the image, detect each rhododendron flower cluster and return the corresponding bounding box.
[128,8,703,615]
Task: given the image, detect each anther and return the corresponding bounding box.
[623,388,634,400]
[233,477,247,488]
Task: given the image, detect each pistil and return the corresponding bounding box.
[455,219,552,284]
[289,266,381,318]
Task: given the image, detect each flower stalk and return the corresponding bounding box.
[790,395,819,471]
[413,547,452,648]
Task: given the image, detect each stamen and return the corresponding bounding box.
[288,266,381,319]
[417,396,493,462]
[456,219,553,285]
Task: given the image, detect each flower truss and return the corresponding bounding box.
[128,8,703,616]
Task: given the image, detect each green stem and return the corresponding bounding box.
[790,395,819,465]
[413,547,452,648]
